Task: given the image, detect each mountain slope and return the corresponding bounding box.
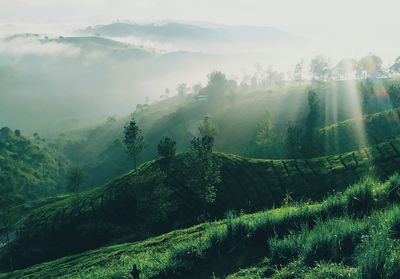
[3,172,400,278]
[0,127,68,198]
[321,108,400,155]
[3,136,400,271]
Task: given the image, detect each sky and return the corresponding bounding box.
[0,0,399,62]
[0,0,399,36]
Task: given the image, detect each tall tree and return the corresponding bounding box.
[357,54,383,79]
[123,117,145,169]
[198,116,218,138]
[334,58,357,80]
[293,60,304,82]
[255,110,272,146]
[310,56,331,82]
[302,90,321,157]
[66,166,85,200]
[183,135,220,216]
[285,120,303,159]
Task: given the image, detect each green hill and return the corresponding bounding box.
[3,135,400,271]
[321,108,400,155]
[0,127,68,198]
[3,170,400,278]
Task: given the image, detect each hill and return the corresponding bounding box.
[321,108,400,155]
[3,135,400,271]
[0,127,68,198]
[3,170,400,278]
[83,22,303,45]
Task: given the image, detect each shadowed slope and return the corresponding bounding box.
[3,137,400,271]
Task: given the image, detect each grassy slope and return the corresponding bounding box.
[0,127,68,197]
[4,136,400,271]
[4,171,400,278]
[321,108,400,155]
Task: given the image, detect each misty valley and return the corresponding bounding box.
[1,2,400,278]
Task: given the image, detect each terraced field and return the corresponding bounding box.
[3,172,400,278]
[3,136,400,272]
[321,108,400,155]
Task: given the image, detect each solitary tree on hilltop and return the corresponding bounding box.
[123,117,144,169]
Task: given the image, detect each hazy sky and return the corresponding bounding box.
[0,0,399,63]
[1,0,399,37]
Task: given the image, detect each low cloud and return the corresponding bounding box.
[0,36,81,57]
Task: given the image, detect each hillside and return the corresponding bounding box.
[321,108,400,155]
[3,136,400,271]
[83,22,303,45]
[0,127,68,198]
[3,171,400,278]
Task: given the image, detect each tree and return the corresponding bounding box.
[388,84,400,108]
[198,116,218,138]
[310,56,331,82]
[357,54,383,79]
[14,130,21,137]
[255,110,272,146]
[302,90,321,157]
[334,58,357,80]
[293,60,304,82]
[176,83,189,97]
[123,117,145,169]
[183,135,220,215]
[285,120,302,159]
[390,56,400,75]
[157,137,176,163]
[66,167,85,200]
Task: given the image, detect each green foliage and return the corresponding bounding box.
[198,116,218,138]
[157,137,176,163]
[66,166,85,199]
[123,117,145,168]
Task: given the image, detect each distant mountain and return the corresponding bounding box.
[83,22,305,45]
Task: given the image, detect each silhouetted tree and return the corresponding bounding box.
[357,54,383,79]
[123,117,144,169]
[310,56,331,82]
[293,60,304,82]
[334,58,357,80]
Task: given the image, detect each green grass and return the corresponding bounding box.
[3,172,400,278]
[321,108,400,155]
[4,134,400,271]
